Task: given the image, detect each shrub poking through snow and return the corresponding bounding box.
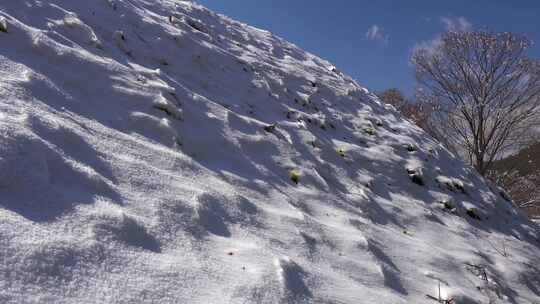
[290,170,301,185]
[0,17,7,33]
[403,230,414,236]
[174,137,183,147]
[153,103,174,117]
[436,176,466,194]
[288,110,302,121]
[466,208,482,221]
[438,200,457,214]
[264,124,276,133]
[443,202,455,212]
[464,262,488,282]
[153,96,183,120]
[186,18,208,34]
[453,181,465,193]
[114,30,131,56]
[407,168,424,186]
[405,143,417,152]
[115,30,126,41]
[328,65,340,74]
[363,126,376,136]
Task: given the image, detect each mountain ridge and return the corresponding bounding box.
[0,1,539,303]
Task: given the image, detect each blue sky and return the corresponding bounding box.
[196,0,540,96]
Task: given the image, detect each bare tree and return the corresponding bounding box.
[489,169,540,217]
[377,88,408,110]
[377,88,432,131]
[411,30,540,176]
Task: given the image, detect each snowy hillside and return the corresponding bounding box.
[0,1,539,303]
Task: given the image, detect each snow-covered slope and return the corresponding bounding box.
[0,1,539,303]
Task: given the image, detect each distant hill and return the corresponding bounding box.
[494,142,540,176]
[493,142,540,218]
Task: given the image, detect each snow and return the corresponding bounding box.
[0,0,539,303]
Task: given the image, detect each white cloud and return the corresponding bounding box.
[366,25,389,45]
[411,17,472,55]
[441,16,472,32]
[412,37,442,55]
